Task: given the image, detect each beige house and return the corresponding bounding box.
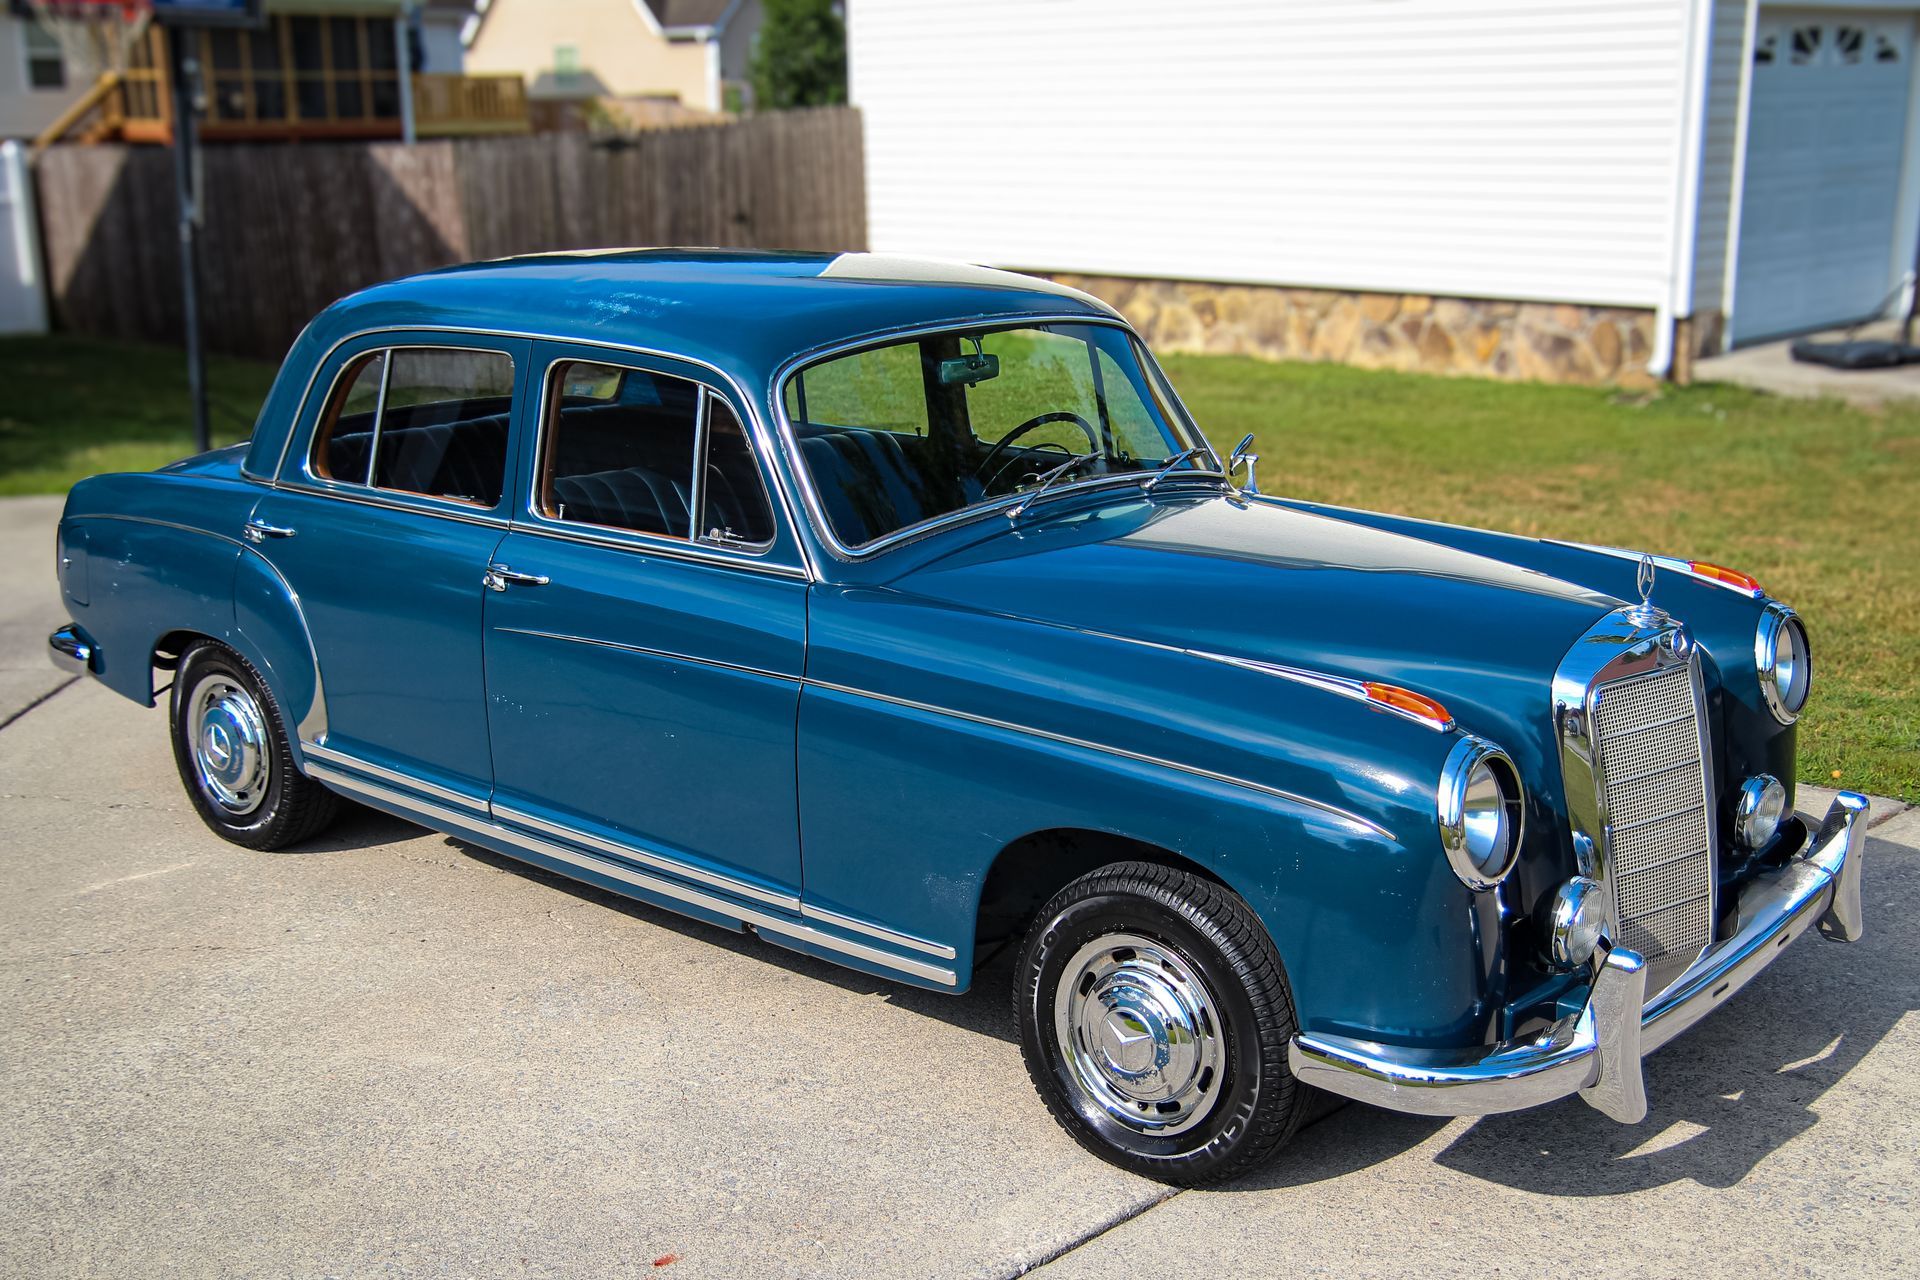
[463,0,762,119]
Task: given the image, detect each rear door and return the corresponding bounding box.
[480,343,809,906]
[250,334,529,807]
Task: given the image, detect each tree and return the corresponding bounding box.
[749,0,846,111]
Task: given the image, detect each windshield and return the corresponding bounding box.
[782,322,1210,549]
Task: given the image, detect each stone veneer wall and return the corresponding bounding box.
[1044,274,1664,389]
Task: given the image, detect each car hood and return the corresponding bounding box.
[886,494,1622,753]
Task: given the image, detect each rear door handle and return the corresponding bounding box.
[484,563,550,591]
[244,517,296,542]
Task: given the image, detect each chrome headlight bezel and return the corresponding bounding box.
[1755,603,1811,725]
[1438,737,1524,891]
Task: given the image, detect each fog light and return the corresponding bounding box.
[1549,876,1610,969]
[1736,774,1787,850]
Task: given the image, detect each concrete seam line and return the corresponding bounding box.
[0,675,80,735]
[1005,1187,1182,1278]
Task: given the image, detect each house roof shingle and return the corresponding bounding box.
[643,0,734,31]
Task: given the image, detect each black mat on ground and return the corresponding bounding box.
[1789,339,1920,370]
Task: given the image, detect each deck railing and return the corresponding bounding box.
[413,74,530,138]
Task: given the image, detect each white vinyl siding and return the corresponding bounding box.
[851,0,1692,309]
[1692,0,1754,320]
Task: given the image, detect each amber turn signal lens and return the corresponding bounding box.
[1689,560,1764,594]
[1362,682,1452,729]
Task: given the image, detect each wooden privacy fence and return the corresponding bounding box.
[32,107,866,360]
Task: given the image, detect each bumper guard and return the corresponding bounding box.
[48,623,96,677]
[1288,793,1871,1123]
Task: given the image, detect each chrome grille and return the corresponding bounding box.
[1591,662,1713,989]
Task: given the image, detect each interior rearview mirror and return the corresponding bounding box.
[938,353,1000,386]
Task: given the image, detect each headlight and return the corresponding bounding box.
[1438,737,1523,891]
[1755,604,1811,724]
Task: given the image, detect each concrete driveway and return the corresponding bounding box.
[2,495,1915,1278]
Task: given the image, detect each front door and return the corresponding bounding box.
[250,335,530,803]
[481,345,808,905]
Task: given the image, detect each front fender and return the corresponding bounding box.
[799,585,1503,1043]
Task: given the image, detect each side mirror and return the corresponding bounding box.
[1227,433,1260,495]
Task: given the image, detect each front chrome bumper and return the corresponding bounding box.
[1288,793,1871,1124]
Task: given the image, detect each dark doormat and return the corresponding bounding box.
[1790,338,1920,370]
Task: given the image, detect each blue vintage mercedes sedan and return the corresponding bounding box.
[50,251,1867,1183]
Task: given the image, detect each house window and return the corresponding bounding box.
[199,15,401,126]
[554,44,581,87]
[24,19,66,90]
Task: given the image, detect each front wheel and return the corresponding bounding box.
[170,641,340,850]
[1014,861,1308,1185]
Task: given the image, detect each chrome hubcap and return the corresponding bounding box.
[187,674,270,816]
[1054,932,1225,1136]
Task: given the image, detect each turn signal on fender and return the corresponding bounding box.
[1362,682,1453,731]
[1689,561,1764,595]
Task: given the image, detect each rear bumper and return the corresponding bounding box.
[48,623,96,677]
[1288,792,1871,1123]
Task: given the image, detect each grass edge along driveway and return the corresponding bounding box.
[4,334,1914,802]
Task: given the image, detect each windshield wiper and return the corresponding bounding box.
[1139,445,1223,495]
[1007,451,1104,523]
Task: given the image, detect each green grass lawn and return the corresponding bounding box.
[4,333,1915,801]
[0,336,274,495]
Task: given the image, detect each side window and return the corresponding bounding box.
[309,345,514,507]
[540,361,701,538]
[702,400,776,546]
[785,342,929,437]
[313,350,386,484]
[539,360,777,549]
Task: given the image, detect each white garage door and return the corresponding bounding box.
[1731,12,1917,345]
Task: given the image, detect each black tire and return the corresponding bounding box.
[169,641,340,851]
[1014,861,1307,1186]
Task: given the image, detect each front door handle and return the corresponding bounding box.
[484,564,550,592]
[244,517,297,543]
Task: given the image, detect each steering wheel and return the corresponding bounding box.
[974,412,1101,494]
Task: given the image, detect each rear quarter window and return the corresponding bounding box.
[309,346,515,507]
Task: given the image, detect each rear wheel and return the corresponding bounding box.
[1014,861,1307,1185]
[170,642,339,850]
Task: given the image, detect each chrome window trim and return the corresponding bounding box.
[279,475,512,529]
[1552,606,1720,1000]
[767,313,1226,563]
[295,341,519,514]
[269,323,818,581]
[302,761,957,987]
[508,522,809,580]
[522,352,780,560]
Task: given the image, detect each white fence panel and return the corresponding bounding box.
[0,141,49,336]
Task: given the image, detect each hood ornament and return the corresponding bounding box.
[1626,552,1668,626]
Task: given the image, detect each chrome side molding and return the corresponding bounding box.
[301,756,960,987]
